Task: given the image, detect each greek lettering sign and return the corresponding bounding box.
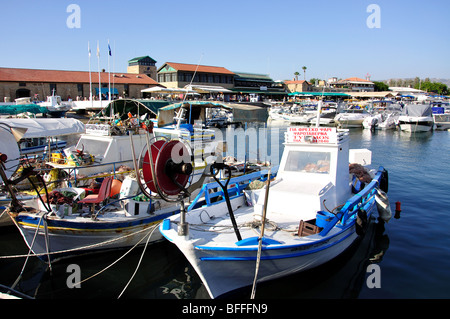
[286,127,337,144]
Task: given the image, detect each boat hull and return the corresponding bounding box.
[11,208,179,261]
[192,225,360,298]
[161,197,376,299]
[398,117,434,132]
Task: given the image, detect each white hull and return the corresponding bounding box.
[398,116,434,132]
[161,196,376,298]
[335,118,365,128]
[11,204,179,261]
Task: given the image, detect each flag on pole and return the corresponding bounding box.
[97,42,100,57]
[108,43,112,56]
[88,41,91,57]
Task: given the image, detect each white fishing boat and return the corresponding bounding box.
[335,108,370,128]
[397,104,434,132]
[38,92,73,117]
[7,179,182,262]
[1,100,270,261]
[159,126,390,298]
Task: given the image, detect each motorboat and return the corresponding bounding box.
[363,101,401,130]
[431,103,450,130]
[335,108,370,128]
[159,126,390,298]
[363,112,399,130]
[308,102,338,127]
[397,104,434,132]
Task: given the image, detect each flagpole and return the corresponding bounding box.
[97,40,102,109]
[113,40,115,100]
[88,41,93,108]
[108,39,111,102]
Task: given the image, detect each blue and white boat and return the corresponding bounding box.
[159,126,390,298]
[9,190,182,261]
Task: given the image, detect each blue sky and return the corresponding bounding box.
[1,0,449,81]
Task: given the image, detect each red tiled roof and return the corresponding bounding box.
[284,80,309,84]
[0,67,159,85]
[162,62,234,75]
[336,77,372,84]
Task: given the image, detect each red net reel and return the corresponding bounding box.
[142,140,192,196]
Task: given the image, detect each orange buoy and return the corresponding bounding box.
[110,179,122,197]
[395,201,402,212]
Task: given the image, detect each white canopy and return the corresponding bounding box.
[0,118,85,138]
[141,87,197,94]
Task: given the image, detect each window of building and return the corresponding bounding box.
[19,82,26,87]
[49,83,57,94]
[77,84,84,96]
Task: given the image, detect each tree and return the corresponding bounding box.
[310,78,322,86]
[294,72,300,81]
[302,66,307,81]
[415,80,448,95]
[373,81,389,92]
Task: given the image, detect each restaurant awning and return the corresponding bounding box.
[157,101,268,127]
[141,87,197,94]
[288,92,351,97]
[97,99,171,120]
[186,85,233,93]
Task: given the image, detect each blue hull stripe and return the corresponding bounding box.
[199,230,354,261]
[16,210,180,231]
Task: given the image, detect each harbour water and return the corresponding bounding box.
[1,124,450,299]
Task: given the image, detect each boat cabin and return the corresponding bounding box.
[262,127,353,221]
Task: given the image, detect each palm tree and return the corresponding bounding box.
[294,72,300,81]
[302,66,307,81]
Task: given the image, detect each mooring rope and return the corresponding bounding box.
[250,169,271,299]
[0,222,159,259]
[117,221,161,298]
[69,223,161,290]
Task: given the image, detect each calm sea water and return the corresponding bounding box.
[1,124,450,299]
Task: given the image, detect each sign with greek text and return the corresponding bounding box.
[286,127,337,144]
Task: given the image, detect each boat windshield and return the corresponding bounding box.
[284,151,331,174]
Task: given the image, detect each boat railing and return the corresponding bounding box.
[319,166,384,236]
[186,169,275,212]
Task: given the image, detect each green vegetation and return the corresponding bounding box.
[414,81,448,95]
[386,77,448,95]
[373,81,389,91]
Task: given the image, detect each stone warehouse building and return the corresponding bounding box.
[0,67,160,102]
